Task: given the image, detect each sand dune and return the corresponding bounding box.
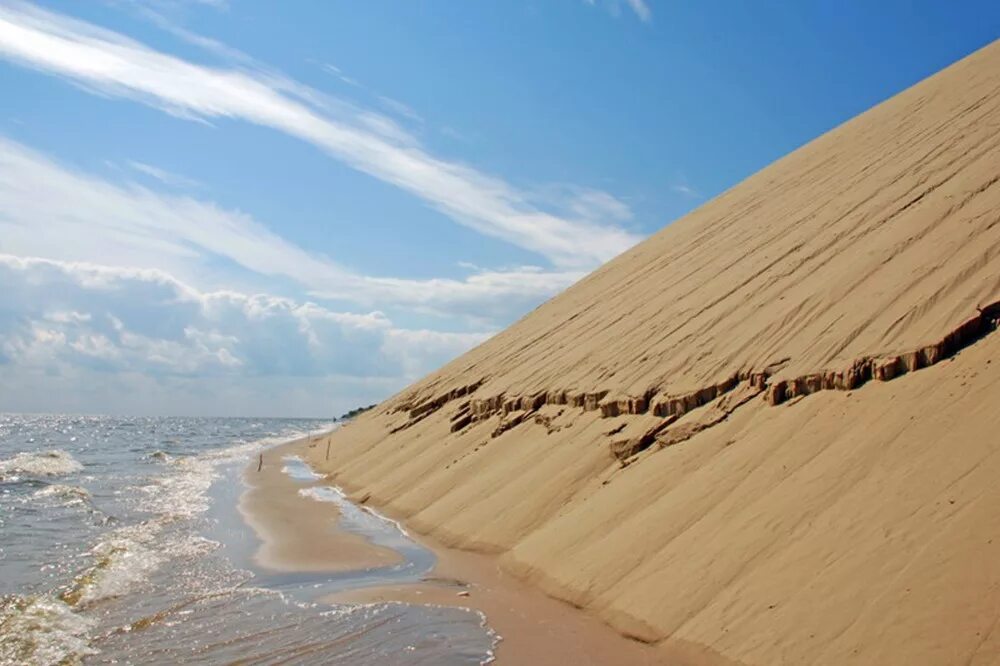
[306,40,1000,664]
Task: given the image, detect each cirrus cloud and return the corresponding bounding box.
[0,2,641,268]
[0,134,582,324]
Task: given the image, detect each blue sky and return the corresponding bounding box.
[0,1,997,417]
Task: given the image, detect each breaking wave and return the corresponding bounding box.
[0,450,82,481]
[0,594,96,665]
[33,484,91,508]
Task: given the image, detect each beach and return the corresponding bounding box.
[243,436,660,665]
[0,417,498,664]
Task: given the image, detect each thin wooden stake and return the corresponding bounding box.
[257,453,263,472]
[325,440,331,460]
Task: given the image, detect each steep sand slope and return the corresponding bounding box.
[307,40,1000,664]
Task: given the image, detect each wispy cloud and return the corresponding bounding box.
[126,160,202,189]
[584,0,652,22]
[318,61,360,87]
[376,95,423,125]
[0,134,580,322]
[0,3,640,268]
[625,0,652,22]
[311,61,423,125]
[670,182,701,199]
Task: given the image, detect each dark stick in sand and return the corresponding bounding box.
[326,440,331,460]
[257,453,263,472]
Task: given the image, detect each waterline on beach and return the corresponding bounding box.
[0,415,497,665]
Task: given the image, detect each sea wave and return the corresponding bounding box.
[0,594,96,666]
[298,485,415,539]
[281,455,322,481]
[148,450,172,463]
[0,417,358,665]
[33,484,91,508]
[61,522,220,608]
[0,450,82,481]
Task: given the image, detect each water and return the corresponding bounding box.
[0,414,496,665]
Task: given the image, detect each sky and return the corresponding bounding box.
[0,1,998,417]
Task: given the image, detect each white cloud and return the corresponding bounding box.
[318,62,360,88]
[585,0,652,22]
[0,3,640,268]
[0,134,580,322]
[625,0,652,22]
[0,254,490,414]
[670,182,701,199]
[377,95,424,125]
[126,160,202,189]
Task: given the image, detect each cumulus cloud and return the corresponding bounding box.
[0,254,489,410]
[0,2,640,268]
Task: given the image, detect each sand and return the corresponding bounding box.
[242,437,660,664]
[299,39,1000,665]
[239,439,401,572]
[322,528,662,665]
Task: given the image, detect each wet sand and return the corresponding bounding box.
[242,436,660,665]
[324,548,662,666]
[239,436,401,573]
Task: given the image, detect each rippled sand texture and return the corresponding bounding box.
[307,40,1000,665]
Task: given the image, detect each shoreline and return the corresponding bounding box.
[238,432,401,573]
[240,435,660,665]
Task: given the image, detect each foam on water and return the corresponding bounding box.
[60,522,219,608]
[298,485,416,539]
[0,416,496,665]
[282,455,322,481]
[0,450,82,481]
[33,484,91,507]
[0,594,96,665]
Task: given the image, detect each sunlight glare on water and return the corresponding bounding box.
[0,414,496,665]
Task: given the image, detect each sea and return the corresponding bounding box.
[0,414,497,665]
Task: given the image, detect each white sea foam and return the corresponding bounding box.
[1,419,396,665]
[297,486,341,503]
[33,484,91,507]
[0,450,82,480]
[65,522,220,608]
[282,455,322,481]
[296,485,415,539]
[0,594,96,665]
[65,433,311,607]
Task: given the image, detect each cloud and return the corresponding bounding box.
[0,3,640,268]
[670,182,701,199]
[0,253,476,416]
[0,253,490,400]
[625,0,652,22]
[0,134,349,288]
[0,134,579,323]
[376,95,423,125]
[343,266,584,322]
[126,160,202,189]
[318,62,360,88]
[584,0,652,22]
